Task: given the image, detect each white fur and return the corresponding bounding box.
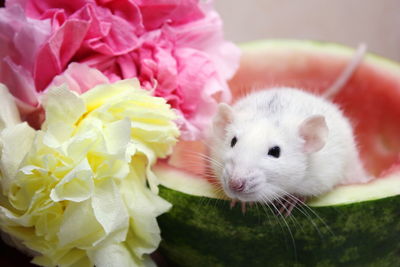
[210,88,367,202]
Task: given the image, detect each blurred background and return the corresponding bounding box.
[215,0,400,61]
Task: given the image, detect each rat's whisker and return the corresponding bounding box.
[275,188,334,238]
[272,194,302,232]
[259,194,287,238]
[195,153,223,165]
[253,201,267,224]
[286,196,333,237]
[177,158,223,175]
[200,172,218,179]
[179,150,224,168]
[268,197,297,259]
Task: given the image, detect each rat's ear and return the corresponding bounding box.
[213,103,233,137]
[299,115,328,154]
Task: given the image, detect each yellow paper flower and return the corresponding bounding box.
[0,79,179,266]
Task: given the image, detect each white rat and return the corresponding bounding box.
[209,44,369,213]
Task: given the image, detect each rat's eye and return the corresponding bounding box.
[268,146,280,158]
[230,136,237,147]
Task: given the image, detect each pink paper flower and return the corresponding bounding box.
[0,3,50,112]
[2,0,240,140]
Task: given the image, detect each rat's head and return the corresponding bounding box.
[211,103,328,203]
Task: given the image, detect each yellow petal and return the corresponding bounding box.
[58,200,104,248]
[33,249,91,267]
[91,178,129,246]
[0,83,21,130]
[88,242,143,267]
[50,159,94,202]
[121,171,171,257]
[82,79,141,112]
[0,123,35,193]
[102,118,131,156]
[0,78,179,267]
[41,84,85,143]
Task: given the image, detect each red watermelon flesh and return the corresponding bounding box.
[167,40,400,181]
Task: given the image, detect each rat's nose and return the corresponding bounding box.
[228,178,246,192]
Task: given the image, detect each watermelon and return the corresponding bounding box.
[155,40,400,266]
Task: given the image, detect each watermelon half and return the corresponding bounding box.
[155,40,400,266]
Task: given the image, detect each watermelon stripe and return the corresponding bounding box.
[159,186,400,266]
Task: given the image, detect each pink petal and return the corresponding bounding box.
[72,3,141,56]
[9,0,91,18]
[0,56,38,106]
[116,53,138,79]
[165,8,241,83]
[0,4,51,67]
[97,0,143,29]
[174,47,231,140]
[80,53,122,81]
[0,3,51,107]
[34,18,90,91]
[48,62,109,94]
[136,0,204,30]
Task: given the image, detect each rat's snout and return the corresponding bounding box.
[228,178,246,193]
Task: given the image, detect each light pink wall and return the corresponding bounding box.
[215,0,400,61]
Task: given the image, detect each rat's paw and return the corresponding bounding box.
[272,195,306,217]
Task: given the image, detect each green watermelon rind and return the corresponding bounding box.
[158,185,400,267]
[154,164,400,207]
